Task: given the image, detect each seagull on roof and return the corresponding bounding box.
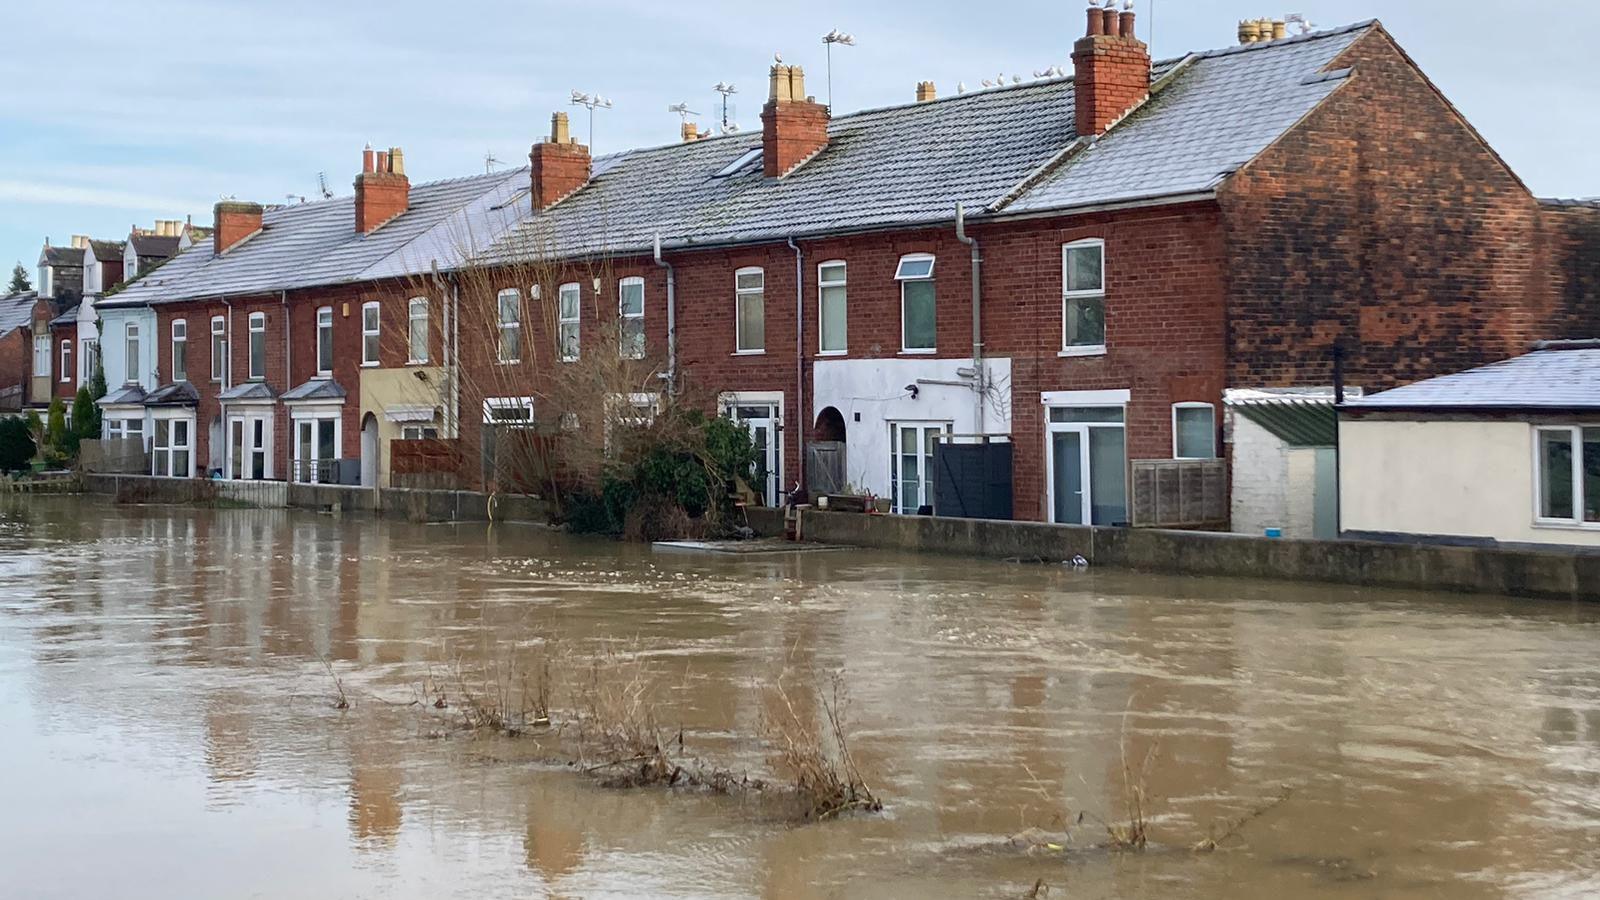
[774,51,783,64]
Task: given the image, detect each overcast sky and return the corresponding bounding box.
[1,0,1595,281]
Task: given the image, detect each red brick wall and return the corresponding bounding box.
[0,330,24,408]
[1546,205,1600,338]
[1218,27,1579,390]
[52,323,76,400]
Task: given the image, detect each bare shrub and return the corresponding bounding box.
[1191,786,1294,853]
[445,653,552,736]
[761,670,881,820]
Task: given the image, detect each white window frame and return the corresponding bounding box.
[361,301,381,367]
[32,333,49,377]
[558,282,581,362]
[1172,402,1217,460]
[482,396,536,425]
[39,266,51,299]
[290,406,343,484]
[618,276,645,360]
[104,414,145,447]
[401,424,440,441]
[407,297,429,364]
[59,340,71,383]
[150,411,195,479]
[316,306,334,376]
[248,312,266,381]
[889,420,952,515]
[210,317,226,382]
[1042,389,1129,527]
[171,318,187,383]
[496,288,522,364]
[81,339,98,385]
[1533,425,1600,530]
[734,267,765,354]
[896,253,937,354]
[225,410,274,481]
[124,322,141,384]
[817,261,847,355]
[1061,238,1107,358]
[719,390,785,507]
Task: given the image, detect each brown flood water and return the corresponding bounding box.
[2,497,1598,899]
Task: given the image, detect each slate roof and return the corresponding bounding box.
[1346,345,1600,411]
[1231,397,1336,446]
[218,382,278,402]
[41,246,84,268]
[0,291,38,336]
[145,382,199,406]
[109,168,531,306]
[129,233,182,258]
[88,240,125,262]
[105,21,1377,300]
[49,302,79,327]
[281,379,347,402]
[484,22,1373,261]
[100,385,147,406]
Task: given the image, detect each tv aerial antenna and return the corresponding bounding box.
[316,172,333,199]
[569,90,613,149]
[484,150,502,173]
[712,82,738,133]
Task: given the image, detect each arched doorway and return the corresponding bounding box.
[360,413,379,487]
[808,407,848,494]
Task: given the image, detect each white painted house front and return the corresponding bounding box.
[1339,343,1600,549]
[811,357,1011,514]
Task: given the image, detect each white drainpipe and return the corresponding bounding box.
[955,203,984,430]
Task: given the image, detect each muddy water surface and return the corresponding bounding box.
[2,497,1598,899]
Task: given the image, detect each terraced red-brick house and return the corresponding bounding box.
[104,10,1600,526]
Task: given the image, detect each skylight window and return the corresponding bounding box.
[713,149,762,178]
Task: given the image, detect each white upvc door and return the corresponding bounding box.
[226,412,274,481]
[292,414,341,484]
[724,395,784,506]
[889,421,950,515]
[1044,400,1128,527]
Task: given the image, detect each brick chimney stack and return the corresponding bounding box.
[761,62,830,178]
[1073,0,1152,137]
[213,200,263,255]
[354,145,410,234]
[681,121,702,143]
[529,112,592,211]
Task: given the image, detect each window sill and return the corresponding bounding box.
[733,349,766,356]
[898,349,937,356]
[1058,345,1107,359]
[360,362,380,369]
[1532,520,1600,532]
[406,359,430,367]
[817,350,847,358]
[496,360,521,366]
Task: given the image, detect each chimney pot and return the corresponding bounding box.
[1086,2,1104,36]
[1271,19,1288,40]
[916,81,937,103]
[530,113,592,209]
[375,150,389,173]
[363,147,375,173]
[389,147,405,175]
[1073,1,1152,137]
[681,121,700,142]
[762,64,830,177]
